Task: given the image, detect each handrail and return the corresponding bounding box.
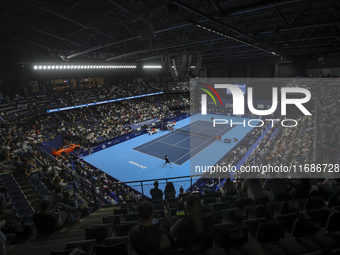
[123,174,203,184]
[36,145,110,205]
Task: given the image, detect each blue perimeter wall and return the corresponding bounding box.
[82,113,191,156]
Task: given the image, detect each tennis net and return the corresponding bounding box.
[171,127,221,140]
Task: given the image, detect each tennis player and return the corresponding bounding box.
[162,155,173,168]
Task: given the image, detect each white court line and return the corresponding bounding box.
[157,140,190,150]
[134,129,188,151]
[173,135,190,146]
[173,125,234,164]
[134,121,234,165]
[132,149,181,166]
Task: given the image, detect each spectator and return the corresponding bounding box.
[242,178,267,201]
[129,201,172,255]
[32,200,63,237]
[170,194,214,254]
[264,174,288,201]
[0,220,6,255]
[220,178,237,196]
[53,176,79,194]
[23,162,47,180]
[61,191,77,208]
[150,181,163,201]
[164,182,176,200]
[50,187,63,210]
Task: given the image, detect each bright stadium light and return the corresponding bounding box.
[33,63,137,70]
[143,65,162,69]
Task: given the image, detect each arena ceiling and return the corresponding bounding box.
[1,0,340,64]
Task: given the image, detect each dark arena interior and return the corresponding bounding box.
[1,1,340,255]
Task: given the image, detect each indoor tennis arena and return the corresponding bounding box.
[1,1,340,255]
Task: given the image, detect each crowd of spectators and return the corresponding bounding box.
[60,93,189,144]
[316,84,340,164]
[1,78,340,255]
[0,80,191,211]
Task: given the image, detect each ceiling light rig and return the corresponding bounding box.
[33,65,137,70]
[195,24,280,57]
[143,65,162,69]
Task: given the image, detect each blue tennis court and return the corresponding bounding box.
[83,114,259,195]
[133,120,235,165]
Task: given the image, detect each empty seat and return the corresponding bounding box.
[151,199,163,205]
[279,201,299,215]
[219,195,235,203]
[104,236,131,253]
[327,195,339,208]
[221,208,247,223]
[254,205,272,219]
[292,217,320,238]
[305,209,332,228]
[115,221,138,237]
[214,223,248,250]
[125,213,139,221]
[203,197,217,205]
[103,214,123,224]
[95,243,128,255]
[242,218,267,238]
[65,239,96,255]
[153,209,165,218]
[255,221,285,243]
[113,208,129,215]
[50,248,75,255]
[85,226,111,243]
[16,206,35,220]
[153,204,164,211]
[274,213,299,233]
[209,203,229,212]
[233,198,253,208]
[253,196,270,205]
[325,212,340,232]
[304,198,324,211]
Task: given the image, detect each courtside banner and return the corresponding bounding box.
[83,130,147,156]
[83,114,191,156]
[190,77,340,179]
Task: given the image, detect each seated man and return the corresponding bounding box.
[32,200,63,237]
[170,194,215,254]
[129,201,172,255]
